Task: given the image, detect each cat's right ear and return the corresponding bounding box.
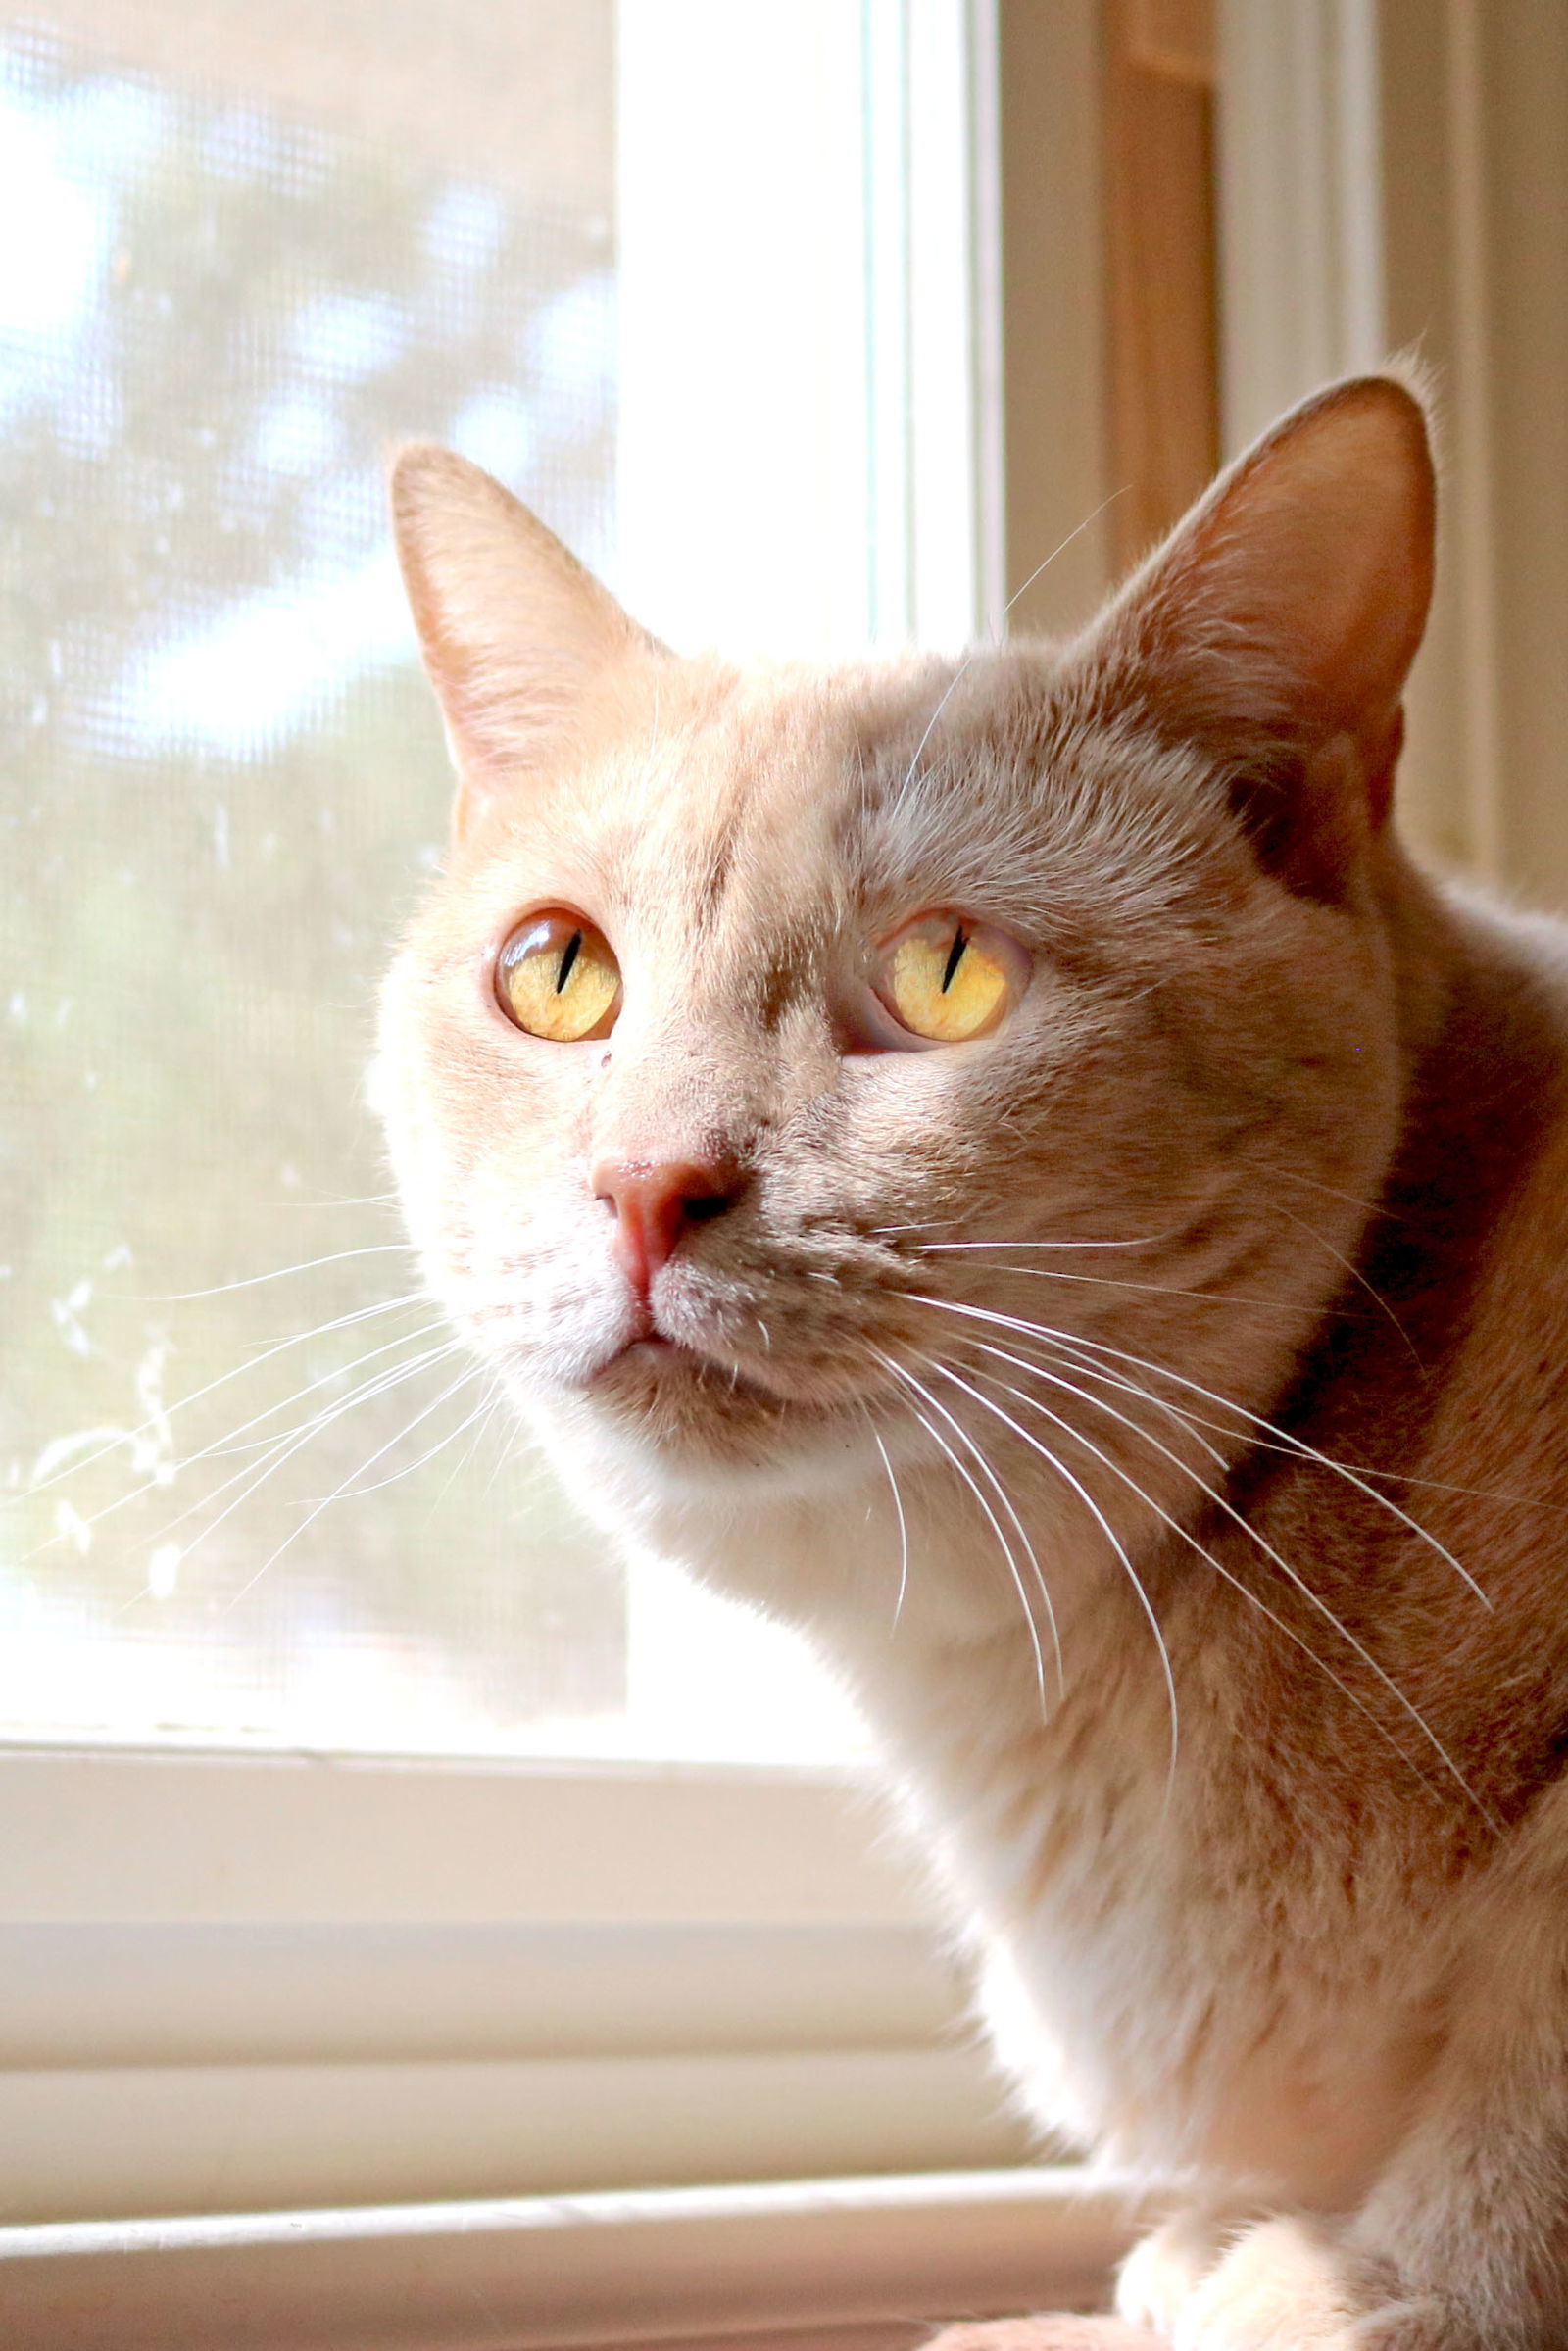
[390,446,661,838]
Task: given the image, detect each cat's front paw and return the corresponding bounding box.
[1147,2217,1442,2350]
[925,2320,1166,2351]
[1117,2211,1245,2336]
[1165,2217,1355,2348]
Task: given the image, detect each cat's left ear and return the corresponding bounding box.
[1080,372,1437,897]
[390,446,662,838]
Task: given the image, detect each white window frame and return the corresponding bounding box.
[1215,0,1547,898]
[0,1747,1036,2223]
[0,2169,1152,2351]
[613,0,1004,657]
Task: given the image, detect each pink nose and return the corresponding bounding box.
[592,1155,740,1300]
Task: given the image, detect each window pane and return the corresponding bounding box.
[0,5,865,1764]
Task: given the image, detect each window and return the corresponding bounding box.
[2,0,998,1763]
[0,0,1022,2251]
[0,1,630,1755]
[8,1,1544,2336]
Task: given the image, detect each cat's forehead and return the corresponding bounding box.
[446,643,1208,964]
[474,655,956,932]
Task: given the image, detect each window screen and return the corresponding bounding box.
[0,5,862,1762]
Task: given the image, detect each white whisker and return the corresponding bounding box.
[871,1427,910,1629]
[223,1357,477,1606]
[275,1190,403,1211]
[957,1342,1453,1798]
[125,1242,415,1300]
[1242,1161,1391,1219]
[479,1384,525,1501]
[911,1235,1168,1252]
[200,1321,458,1459]
[1269,1198,1423,1367]
[435,1373,511,1516]
[127,1339,465,1576]
[918,1257,1302,1313]
[911,1294,1491,1610]
[32,1315,453,1552]
[24,1290,432,1499]
[303,1373,493,1506]
[922,1313,1489,1814]
[892,494,1125,810]
[875,1218,1157,1250]
[876,1350,1057,1706]
[930,1355,1179,1788]
[1041,1320,1554,1515]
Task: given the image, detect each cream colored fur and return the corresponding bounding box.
[378,380,1568,2349]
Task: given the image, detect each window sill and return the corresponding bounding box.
[0,1750,1042,2219]
[0,2168,1150,2351]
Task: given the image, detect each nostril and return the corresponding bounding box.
[589,1154,745,1297]
[683,1193,732,1224]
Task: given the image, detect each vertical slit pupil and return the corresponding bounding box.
[940,926,969,993]
[555,929,584,994]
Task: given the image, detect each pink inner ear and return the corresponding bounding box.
[1185,388,1436,747]
[1104,371,1439,752]
[1084,376,1436,891]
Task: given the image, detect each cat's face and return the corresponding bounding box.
[377,378,1435,1511]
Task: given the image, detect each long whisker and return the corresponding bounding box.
[224,1358,478,1606]
[871,1427,911,1630]
[109,1345,464,1618]
[907,1236,1169,1252]
[433,1371,510,1517]
[125,1339,465,1574]
[875,1352,1052,1712]
[125,1242,415,1300]
[911,1294,1491,1609]
[479,1382,526,1502]
[301,1374,494,1506]
[956,1341,1455,1799]
[930,1356,1179,1788]
[936,1325,1488,1814]
[24,1290,432,1498]
[995,490,1129,625]
[1055,1319,1492,1607]
[31,1314,452,1552]
[893,670,976,816]
[1268,1199,1423,1368]
[275,1190,404,1211]
[196,1321,459,1460]
[917,1256,1306,1315]
[1240,1161,1395,1220]
[1034,1317,1550,1516]
[902,1356,1064,1693]
[891,490,1127,812]
[1008,1337,1233,1473]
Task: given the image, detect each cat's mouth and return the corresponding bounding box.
[593,1329,780,1404]
[604,1333,687,1373]
[493,1258,892,1438]
[584,1308,859,1430]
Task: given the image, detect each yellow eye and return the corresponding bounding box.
[495,911,621,1041]
[877,912,1022,1044]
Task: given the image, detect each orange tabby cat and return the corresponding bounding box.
[378,377,1568,2349]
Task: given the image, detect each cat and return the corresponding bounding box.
[375,374,1568,2350]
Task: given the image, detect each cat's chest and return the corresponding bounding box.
[868,1628,1441,2203]
[618,1454,1450,2198]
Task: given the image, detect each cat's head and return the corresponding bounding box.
[376,377,1436,1519]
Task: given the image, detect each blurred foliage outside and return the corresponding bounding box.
[0,18,628,1747]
